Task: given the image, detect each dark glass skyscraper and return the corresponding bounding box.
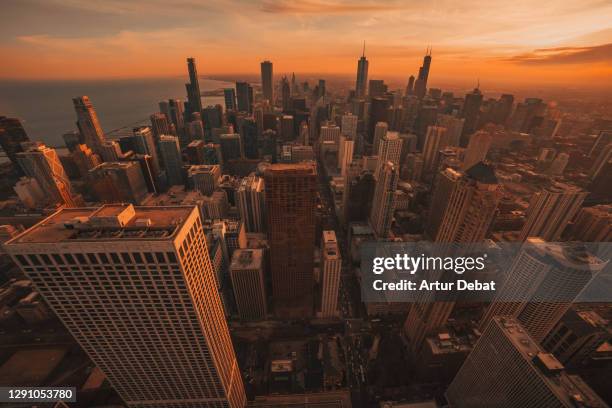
[260,60,273,103]
[185,57,203,115]
[355,43,369,98]
[236,82,253,113]
[413,48,432,99]
[0,116,30,172]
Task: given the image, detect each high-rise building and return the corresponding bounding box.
[355,44,368,98]
[406,75,415,95]
[413,48,432,99]
[320,123,341,144]
[341,113,358,139]
[372,121,388,155]
[261,60,274,103]
[480,238,605,342]
[99,140,123,162]
[62,131,82,152]
[219,133,243,162]
[589,143,612,180]
[571,205,612,242]
[185,57,203,115]
[160,99,184,136]
[280,115,294,141]
[548,152,569,176]
[72,143,101,177]
[368,79,387,98]
[0,116,30,171]
[343,167,376,225]
[5,204,246,407]
[519,182,587,242]
[421,125,449,174]
[462,129,492,170]
[370,161,399,238]
[72,96,106,155]
[13,177,45,209]
[230,249,267,321]
[338,135,354,176]
[89,161,148,204]
[460,87,483,146]
[131,126,160,171]
[149,112,171,141]
[368,98,389,144]
[16,142,77,207]
[281,76,291,112]
[375,130,402,178]
[542,309,611,368]
[432,162,500,243]
[236,82,253,113]
[447,317,607,408]
[224,88,237,111]
[236,174,265,233]
[264,163,317,317]
[188,164,221,196]
[159,135,184,186]
[435,114,464,146]
[320,230,341,318]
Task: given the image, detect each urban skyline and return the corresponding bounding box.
[0,12,611,407]
[1,1,611,89]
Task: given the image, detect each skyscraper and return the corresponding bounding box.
[433,162,501,243]
[236,82,253,113]
[264,163,317,317]
[89,161,148,204]
[320,230,341,318]
[260,60,274,103]
[368,97,389,144]
[480,238,605,342]
[435,114,464,146]
[355,43,368,98]
[460,87,483,146]
[375,130,403,178]
[5,204,246,407]
[447,317,606,408]
[369,161,399,238]
[159,135,184,186]
[341,113,358,139]
[131,126,160,171]
[16,142,77,207]
[188,164,221,196]
[462,129,492,170]
[149,112,171,141]
[519,182,588,242]
[372,121,388,155]
[237,174,266,233]
[72,96,106,156]
[281,76,291,112]
[413,47,432,99]
[230,249,267,321]
[421,125,449,174]
[224,88,237,111]
[185,57,203,115]
[0,116,30,171]
[571,205,612,242]
[338,135,354,176]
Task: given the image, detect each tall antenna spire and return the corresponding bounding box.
[362,40,366,58]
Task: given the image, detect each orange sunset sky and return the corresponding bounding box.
[1,0,611,89]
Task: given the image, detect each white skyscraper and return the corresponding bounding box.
[320,230,342,318]
[375,131,402,178]
[338,135,355,176]
[421,125,450,174]
[480,238,606,341]
[519,182,588,242]
[462,129,492,170]
[370,161,399,238]
[4,204,247,407]
[372,121,388,154]
[447,317,607,408]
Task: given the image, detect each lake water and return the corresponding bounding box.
[0,77,233,147]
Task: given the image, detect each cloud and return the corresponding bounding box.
[503,43,612,64]
[260,0,404,14]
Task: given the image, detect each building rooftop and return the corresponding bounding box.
[231,249,263,271]
[495,317,607,408]
[5,204,196,244]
